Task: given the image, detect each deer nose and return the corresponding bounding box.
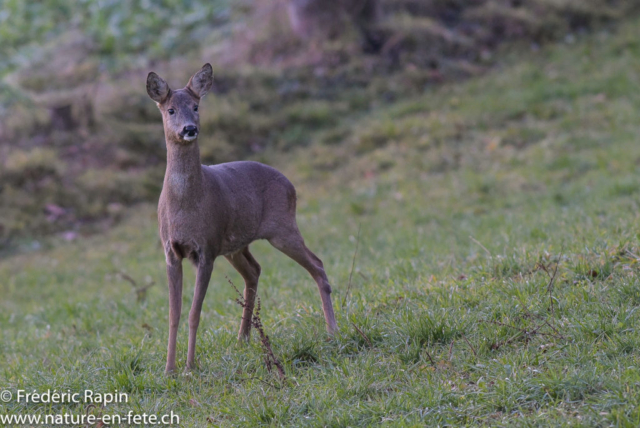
[183,125,198,137]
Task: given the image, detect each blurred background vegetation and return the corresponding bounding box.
[0,0,638,253]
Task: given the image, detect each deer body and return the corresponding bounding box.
[148,64,337,373]
[159,160,297,260]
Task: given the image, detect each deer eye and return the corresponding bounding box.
[168,109,175,115]
[194,105,198,112]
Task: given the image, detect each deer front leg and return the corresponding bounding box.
[186,260,214,370]
[165,261,183,374]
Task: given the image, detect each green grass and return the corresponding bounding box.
[0,0,232,73]
[3,17,640,427]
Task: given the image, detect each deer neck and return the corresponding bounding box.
[164,140,204,205]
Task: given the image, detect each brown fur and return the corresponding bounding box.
[147,64,338,373]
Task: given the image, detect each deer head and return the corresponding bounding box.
[146,63,213,145]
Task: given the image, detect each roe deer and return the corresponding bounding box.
[146,64,338,373]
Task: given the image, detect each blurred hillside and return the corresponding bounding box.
[0,0,638,252]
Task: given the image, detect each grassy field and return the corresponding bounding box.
[3,16,640,427]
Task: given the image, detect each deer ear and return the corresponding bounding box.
[187,63,213,98]
[147,72,170,104]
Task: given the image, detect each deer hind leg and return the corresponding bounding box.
[225,247,262,341]
[269,229,338,334]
